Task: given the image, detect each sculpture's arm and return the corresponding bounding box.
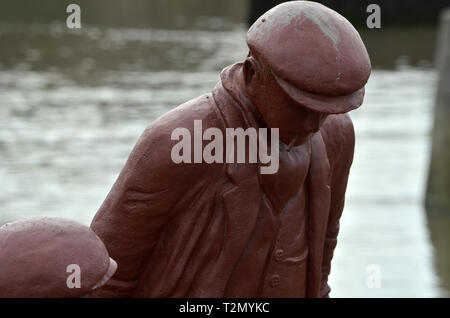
[87,122,197,297]
[319,114,355,297]
[87,97,219,297]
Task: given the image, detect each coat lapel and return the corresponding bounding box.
[201,83,263,295]
[214,82,263,256]
[221,162,262,258]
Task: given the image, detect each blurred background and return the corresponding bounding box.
[0,0,449,297]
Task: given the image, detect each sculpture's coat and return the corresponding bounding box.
[90,63,355,298]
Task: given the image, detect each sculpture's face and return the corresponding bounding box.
[245,58,328,147]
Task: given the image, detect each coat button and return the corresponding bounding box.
[269,274,280,288]
[274,249,283,262]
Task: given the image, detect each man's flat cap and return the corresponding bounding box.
[247,1,371,114]
[0,217,117,297]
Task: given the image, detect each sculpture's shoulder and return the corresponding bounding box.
[137,93,221,155]
[122,93,222,190]
[319,113,355,167]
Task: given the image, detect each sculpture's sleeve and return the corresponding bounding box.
[87,124,196,297]
[319,114,355,297]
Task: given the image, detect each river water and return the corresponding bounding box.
[0,18,447,297]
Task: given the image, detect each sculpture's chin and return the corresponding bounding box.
[92,257,118,290]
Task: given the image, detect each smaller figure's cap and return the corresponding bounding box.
[0,217,117,297]
[246,1,371,114]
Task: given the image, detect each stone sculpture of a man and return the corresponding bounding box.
[90,1,371,297]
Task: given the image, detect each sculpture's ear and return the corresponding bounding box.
[243,57,257,92]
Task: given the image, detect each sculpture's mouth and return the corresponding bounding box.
[92,257,118,290]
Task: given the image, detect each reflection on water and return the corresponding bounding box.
[0,4,448,297]
[359,26,437,68]
[0,22,248,226]
[0,0,246,30]
[329,68,444,297]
